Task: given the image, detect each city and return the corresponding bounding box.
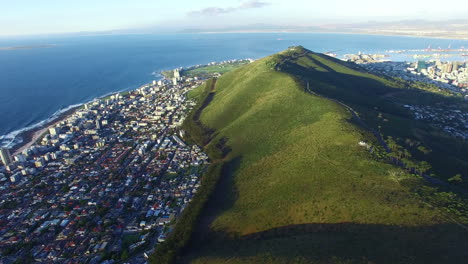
[0,72,209,263]
[346,54,468,94]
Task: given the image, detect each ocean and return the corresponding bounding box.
[1,33,468,148]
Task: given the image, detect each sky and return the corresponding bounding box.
[1,0,468,36]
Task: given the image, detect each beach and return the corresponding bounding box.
[11,106,81,155]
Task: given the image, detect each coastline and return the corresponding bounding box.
[11,106,81,155]
[6,80,160,155]
[197,31,468,40]
[4,88,139,156]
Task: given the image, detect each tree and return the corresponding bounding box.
[448,174,463,183]
[121,249,129,260]
[416,161,431,175]
[417,145,431,155]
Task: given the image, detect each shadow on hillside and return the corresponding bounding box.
[190,222,468,264]
[194,92,216,121]
[187,156,242,245]
[282,53,461,113]
[279,55,468,190]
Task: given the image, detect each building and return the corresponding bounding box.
[10,173,21,183]
[174,69,181,79]
[14,154,27,162]
[34,158,45,168]
[416,60,427,72]
[444,62,453,73]
[49,127,60,135]
[0,147,13,166]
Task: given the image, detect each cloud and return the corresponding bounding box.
[188,7,236,16]
[239,0,271,9]
[188,1,271,16]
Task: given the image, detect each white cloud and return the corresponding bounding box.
[188,1,271,16]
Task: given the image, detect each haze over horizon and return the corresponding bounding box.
[2,0,468,37]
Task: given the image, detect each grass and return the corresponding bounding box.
[187,84,206,103]
[183,61,250,78]
[122,234,140,248]
[161,61,250,80]
[151,46,468,264]
[269,47,468,188]
[198,49,440,234]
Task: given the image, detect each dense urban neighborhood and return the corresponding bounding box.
[0,73,209,263]
[403,104,468,139]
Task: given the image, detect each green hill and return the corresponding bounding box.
[152,47,468,264]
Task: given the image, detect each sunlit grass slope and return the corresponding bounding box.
[184,47,468,264]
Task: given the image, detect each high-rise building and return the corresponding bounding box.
[174,69,181,79]
[445,62,453,73]
[428,66,436,76]
[0,148,13,166]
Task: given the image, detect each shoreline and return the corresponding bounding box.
[11,106,81,155]
[196,31,468,40]
[4,87,142,156]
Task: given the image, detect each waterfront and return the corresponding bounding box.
[0,71,209,263]
[2,33,468,149]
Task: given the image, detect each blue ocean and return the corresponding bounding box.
[1,33,468,148]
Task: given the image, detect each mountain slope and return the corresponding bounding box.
[177,47,468,263]
[274,48,468,187]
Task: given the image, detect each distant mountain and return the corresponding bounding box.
[177,23,324,33]
[151,47,468,263]
[177,20,468,39]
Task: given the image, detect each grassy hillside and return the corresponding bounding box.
[153,47,468,264]
[273,47,468,187]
